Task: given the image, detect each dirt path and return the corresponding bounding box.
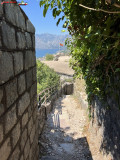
[39,95,101,160]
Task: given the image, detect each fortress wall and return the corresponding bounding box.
[0,2,38,160]
[74,76,120,160]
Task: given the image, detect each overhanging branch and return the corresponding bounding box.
[106,0,120,9]
[79,3,120,14]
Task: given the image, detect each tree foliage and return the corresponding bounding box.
[37,60,60,93]
[45,54,54,61]
[40,0,120,104]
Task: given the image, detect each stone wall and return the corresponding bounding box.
[57,72,73,82]
[74,79,88,109]
[0,2,38,160]
[89,73,120,160]
[74,75,120,160]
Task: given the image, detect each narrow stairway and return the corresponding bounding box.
[39,95,93,160]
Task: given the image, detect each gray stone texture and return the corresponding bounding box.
[4,4,16,26]
[25,51,36,70]
[32,35,35,49]
[26,69,33,89]
[30,125,35,144]
[26,20,35,33]
[17,32,26,49]
[32,107,37,123]
[0,88,4,116]
[13,52,23,75]
[38,105,46,135]
[1,21,16,49]
[0,104,4,117]
[0,0,3,17]
[9,146,20,160]
[33,95,37,108]
[24,139,30,159]
[0,124,3,143]
[28,103,33,118]
[0,51,14,84]
[28,117,33,134]
[30,83,37,99]
[5,79,18,108]
[0,137,11,160]
[0,88,3,102]
[22,112,28,128]
[25,32,32,48]
[0,5,38,160]
[18,92,30,116]
[0,35,2,48]
[5,4,25,29]
[5,105,17,134]
[32,67,37,82]
[20,128,27,149]
[74,73,120,160]
[18,73,26,95]
[12,122,20,147]
[90,96,120,160]
[20,155,24,160]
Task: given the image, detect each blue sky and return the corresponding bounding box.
[20,0,67,35]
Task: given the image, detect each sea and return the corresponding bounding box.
[36,49,59,58]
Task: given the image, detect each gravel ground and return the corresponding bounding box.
[39,95,104,160]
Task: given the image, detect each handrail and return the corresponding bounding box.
[38,79,73,109]
[38,84,59,108]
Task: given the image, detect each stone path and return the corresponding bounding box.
[39,95,95,160]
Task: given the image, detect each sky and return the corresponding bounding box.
[20,0,67,35]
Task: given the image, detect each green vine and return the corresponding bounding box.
[40,0,120,105]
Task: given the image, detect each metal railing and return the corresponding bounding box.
[37,79,72,109]
[38,84,59,109]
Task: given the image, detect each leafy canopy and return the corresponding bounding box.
[40,0,120,104]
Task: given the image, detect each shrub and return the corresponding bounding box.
[45,54,54,61]
[37,60,60,94]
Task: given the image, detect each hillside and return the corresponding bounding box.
[42,56,74,76]
[35,33,69,49]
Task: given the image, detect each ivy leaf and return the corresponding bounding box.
[56,10,61,16]
[115,68,120,72]
[115,40,119,47]
[43,4,49,17]
[57,0,61,9]
[62,16,65,20]
[85,34,91,39]
[39,0,45,7]
[57,18,61,26]
[63,21,68,28]
[51,1,54,8]
[52,8,57,17]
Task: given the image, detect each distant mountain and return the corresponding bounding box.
[35,33,70,49]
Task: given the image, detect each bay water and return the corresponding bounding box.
[36,49,59,58]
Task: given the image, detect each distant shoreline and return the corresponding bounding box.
[36,48,69,59]
[36,48,59,58]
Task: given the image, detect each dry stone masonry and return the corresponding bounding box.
[74,76,120,160]
[0,2,38,160]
